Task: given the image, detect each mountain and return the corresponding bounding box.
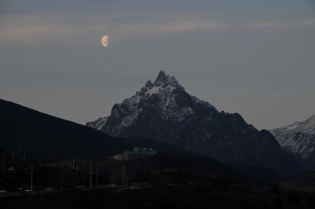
[87,71,305,176]
[269,114,315,170]
[0,98,206,162]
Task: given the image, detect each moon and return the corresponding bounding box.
[101,35,108,47]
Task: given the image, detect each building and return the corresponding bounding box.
[113,147,157,160]
[114,154,130,160]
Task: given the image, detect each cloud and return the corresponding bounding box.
[0,11,314,46]
[155,20,230,33]
[109,17,315,41]
[243,19,315,29]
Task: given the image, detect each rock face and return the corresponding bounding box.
[269,114,315,169]
[87,71,305,176]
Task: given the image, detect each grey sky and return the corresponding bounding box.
[0,0,314,130]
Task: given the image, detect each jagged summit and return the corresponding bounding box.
[87,71,218,134]
[140,71,184,95]
[154,70,182,88]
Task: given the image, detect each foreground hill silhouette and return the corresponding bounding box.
[0,99,126,161]
[0,99,204,162]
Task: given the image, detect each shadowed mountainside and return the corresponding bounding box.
[0,99,127,161]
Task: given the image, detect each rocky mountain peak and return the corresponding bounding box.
[154,70,182,88]
[145,80,153,88]
[88,71,218,132]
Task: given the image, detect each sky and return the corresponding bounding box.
[0,0,314,130]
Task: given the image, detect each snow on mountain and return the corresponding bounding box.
[87,70,218,133]
[87,116,108,131]
[269,114,315,159]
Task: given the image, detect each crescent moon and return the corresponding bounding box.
[101,35,108,47]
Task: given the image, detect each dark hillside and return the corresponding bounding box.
[228,164,282,182]
[66,152,270,189]
[0,99,126,161]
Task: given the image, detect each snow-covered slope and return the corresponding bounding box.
[269,114,315,160]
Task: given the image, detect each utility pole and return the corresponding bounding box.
[122,164,124,187]
[1,154,6,179]
[72,158,74,170]
[110,172,112,185]
[23,150,26,162]
[90,164,92,189]
[19,143,21,162]
[105,170,111,185]
[96,168,98,187]
[26,164,33,192]
[13,150,16,163]
[31,164,33,192]
[57,173,63,190]
[4,154,6,179]
[122,164,127,187]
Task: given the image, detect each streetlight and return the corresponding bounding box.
[57,173,63,190]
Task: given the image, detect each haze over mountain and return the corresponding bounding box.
[269,114,315,170]
[87,71,305,176]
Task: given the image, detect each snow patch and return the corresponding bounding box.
[191,95,218,112]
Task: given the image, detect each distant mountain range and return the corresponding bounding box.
[87,71,305,176]
[269,114,315,170]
